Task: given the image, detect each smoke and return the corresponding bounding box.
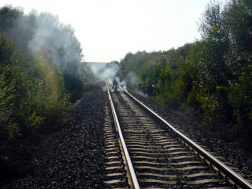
[84,62,129,91]
[85,62,119,81]
[101,64,119,80]
[119,80,127,91]
[113,77,126,92]
[126,71,141,88]
[27,12,82,75]
[0,6,83,77]
[125,71,149,96]
[138,90,148,97]
[85,62,149,96]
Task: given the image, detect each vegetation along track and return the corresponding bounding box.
[104,82,252,189]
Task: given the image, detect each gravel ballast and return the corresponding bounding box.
[2,85,252,188]
[2,85,108,189]
[130,92,252,176]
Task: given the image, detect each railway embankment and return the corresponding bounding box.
[1,84,252,188]
[130,93,252,175]
[1,84,108,188]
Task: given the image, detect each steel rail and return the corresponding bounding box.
[106,83,140,189]
[119,85,252,189]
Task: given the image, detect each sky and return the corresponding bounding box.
[0,0,227,62]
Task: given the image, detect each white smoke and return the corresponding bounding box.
[84,62,147,95]
[84,62,120,84]
[126,71,141,87]
[138,90,148,97]
[28,12,82,75]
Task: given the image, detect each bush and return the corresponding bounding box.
[0,33,69,138]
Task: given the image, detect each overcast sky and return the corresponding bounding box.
[0,0,226,62]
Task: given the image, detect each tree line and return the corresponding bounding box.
[119,0,252,150]
[0,5,87,139]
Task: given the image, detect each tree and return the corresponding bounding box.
[222,0,252,123]
[198,1,233,123]
[0,32,69,138]
[0,5,85,102]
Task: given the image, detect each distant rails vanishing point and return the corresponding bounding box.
[103,81,252,189]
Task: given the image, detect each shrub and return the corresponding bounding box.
[0,33,69,138]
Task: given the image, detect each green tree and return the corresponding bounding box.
[0,33,69,138]
[198,1,233,123]
[0,5,85,102]
[222,0,252,123]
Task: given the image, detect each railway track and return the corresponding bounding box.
[103,82,252,189]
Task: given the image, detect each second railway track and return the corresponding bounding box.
[103,82,252,189]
